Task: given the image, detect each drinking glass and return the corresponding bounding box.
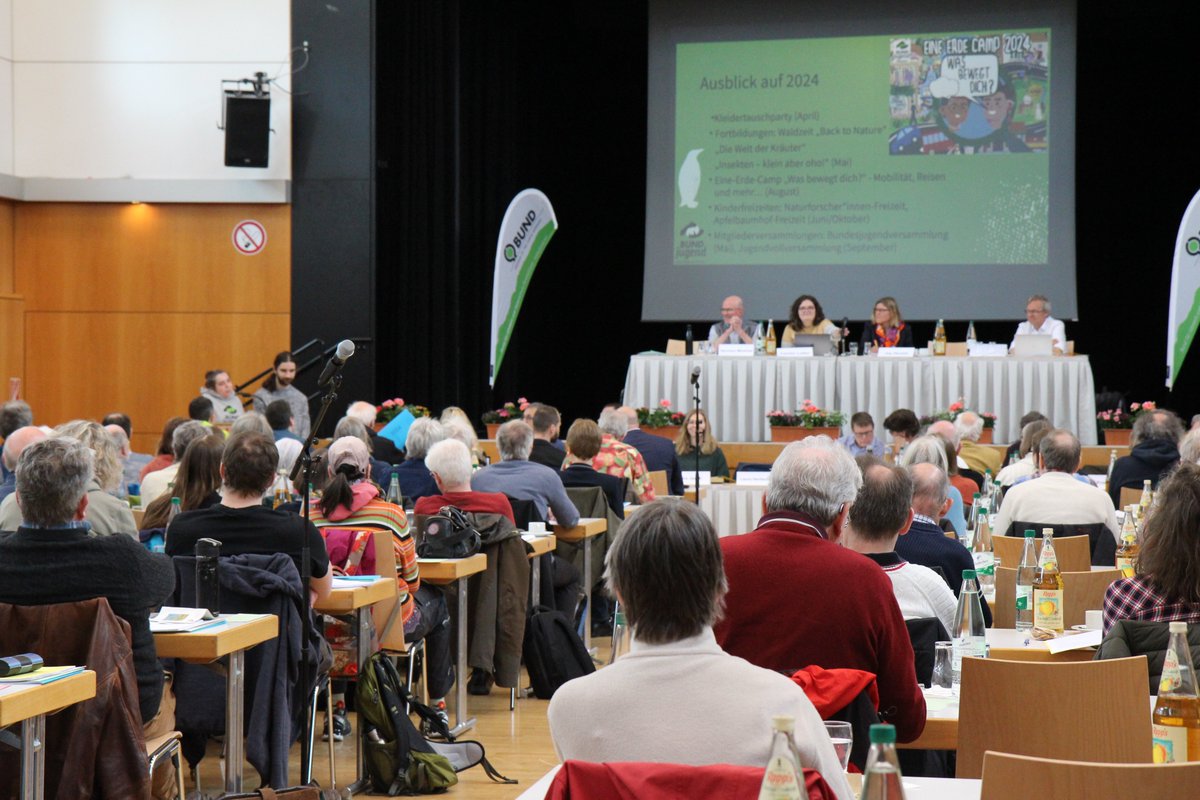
[824,720,852,771]
[932,641,954,689]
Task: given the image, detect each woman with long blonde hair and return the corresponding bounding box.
[674,409,729,479]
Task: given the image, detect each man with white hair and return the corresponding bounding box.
[471,421,579,527]
[954,411,1003,475]
[1010,294,1065,354]
[595,408,655,504]
[389,416,445,503]
[715,437,926,743]
[0,426,47,504]
[346,400,403,465]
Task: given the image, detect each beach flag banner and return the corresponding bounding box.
[1166,188,1200,388]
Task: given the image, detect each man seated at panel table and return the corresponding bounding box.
[1107,408,1183,508]
[844,463,957,636]
[714,437,926,743]
[1010,294,1066,355]
[548,499,854,800]
[620,405,684,495]
[992,429,1120,543]
[0,436,177,798]
[707,294,757,349]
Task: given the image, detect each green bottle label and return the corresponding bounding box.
[1015,585,1031,611]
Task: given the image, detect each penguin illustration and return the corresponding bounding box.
[678,148,703,208]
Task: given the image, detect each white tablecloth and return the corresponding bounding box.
[624,354,1097,445]
[699,484,765,538]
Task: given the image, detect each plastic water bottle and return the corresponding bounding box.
[386,473,403,506]
[1015,529,1038,630]
[951,569,986,689]
[861,723,905,799]
[757,715,803,799]
[609,607,632,664]
[685,323,694,354]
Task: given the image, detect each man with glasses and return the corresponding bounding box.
[1011,294,1066,355]
[838,411,884,458]
[707,295,757,348]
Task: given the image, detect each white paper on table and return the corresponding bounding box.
[681,470,712,487]
[877,347,916,358]
[1046,629,1104,653]
[736,471,771,485]
[718,343,754,357]
[968,342,1008,357]
[777,346,814,358]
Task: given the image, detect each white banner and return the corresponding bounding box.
[489,189,558,387]
[1166,188,1200,388]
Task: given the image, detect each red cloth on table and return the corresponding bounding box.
[790,664,879,718]
[545,761,837,800]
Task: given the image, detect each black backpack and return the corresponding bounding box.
[522,604,596,699]
[356,651,514,795]
[416,506,482,559]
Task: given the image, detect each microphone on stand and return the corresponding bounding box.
[690,365,701,386]
[317,339,355,388]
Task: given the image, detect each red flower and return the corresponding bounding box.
[499,409,510,418]
[659,398,672,408]
[382,400,395,408]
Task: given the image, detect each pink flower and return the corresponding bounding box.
[1143,401,1157,411]
[499,409,510,418]
[395,398,405,406]
[382,399,395,408]
[949,401,964,412]
[1100,411,1111,421]
[659,398,672,408]
[1130,402,1140,411]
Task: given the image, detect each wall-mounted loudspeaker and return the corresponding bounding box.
[224,93,270,168]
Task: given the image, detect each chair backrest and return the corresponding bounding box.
[981,752,1200,800]
[994,566,1016,628]
[1062,569,1121,629]
[505,495,544,530]
[665,338,687,355]
[956,656,1151,778]
[1119,486,1141,509]
[995,531,1092,572]
[905,617,950,687]
[648,469,668,497]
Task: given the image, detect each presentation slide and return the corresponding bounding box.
[675,31,1050,266]
[643,0,1076,324]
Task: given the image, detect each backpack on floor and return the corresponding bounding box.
[523,604,596,699]
[356,651,514,795]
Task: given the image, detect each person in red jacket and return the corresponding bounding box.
[714,437,927,743]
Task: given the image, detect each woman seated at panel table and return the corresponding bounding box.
[1104,462,1200,634]
[860,296,913,351]
[674,409,729,480]
[780,294,841,347]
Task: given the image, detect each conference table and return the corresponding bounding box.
[0,670,97,800]
[623,353,1098,444]
[419,552,488,737]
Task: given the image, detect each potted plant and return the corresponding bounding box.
[638,399,687,440]
[373,398,430,431]
[482,398,529,438]
[766,402,846,443]
[1097,401,1154,446]
[919,400,998,443]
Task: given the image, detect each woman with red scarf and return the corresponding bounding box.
[859,296,913,351]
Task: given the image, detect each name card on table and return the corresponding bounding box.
[736,470,771,486]
[777,346,814,358]
[877,347,916,358]
[718,343,754,357]
[968,342,1009,358]
[681,470,712,487]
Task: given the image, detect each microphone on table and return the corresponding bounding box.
[317,339,355,388]
[690,366,701,386]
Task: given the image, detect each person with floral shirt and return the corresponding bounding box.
[595,408,655,503]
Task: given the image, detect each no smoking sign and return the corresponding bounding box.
[232,220,267,255]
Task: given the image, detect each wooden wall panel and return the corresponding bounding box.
[24,311,289,450]
[0,295,24,391]
[15,203,290,313]
[0,200,14,295]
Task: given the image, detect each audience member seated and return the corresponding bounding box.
[308,437,454,713]
[252,350,311,441]
[267,398,303,443]
[1108,409,1184,507]
[0,436,176,795]
[1,420,138,536]
[675,409,730,479]
[104,411,153,481]
[141,420,210,508]
[188,394,216,426]
[200,368,246,425]
[839,411,885,458]
[1003,411,1048,464]
[715,437,926,743]
[559,419,625,518]
[105,423,141,497]
[141,416,186,482]
[621,405,684,495]
[138,433,225,530]
[231,410,274,438]
[1105,462,1200,633]
[927,421,979,504]
[993,429,1120,543]
[1181,427,1200,466]
[391,417,445,504]
[883,408,920,462]
[415,439,529,695]
[528,404,567,470]
[954,411,1002,475]
[440,407,486,466]
[996,420,1052,487]
[895,463,992,625]
[346,399,404,465]
[844,464,957,635]
[548,500,853,800]
[0,399,32,445]
[332,415,393,488]
[165,430,332,603]
[898,435,968,539]
[0,425,45,504]
[472,421,579,527]
[595,408,655,503]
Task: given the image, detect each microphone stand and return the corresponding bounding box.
[691,372,702,506]
[292,371,342,786]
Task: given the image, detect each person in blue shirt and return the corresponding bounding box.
[838,411,885,458]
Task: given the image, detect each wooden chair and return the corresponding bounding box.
[665,338,687,355]
[1119,486,1142,510]
[956,656,1151,778]
[993,566,1016,628]
[1063,569,1122,629]
[648,469,669,498]
[999,526,1108,569]
[145,731,187,800]
[981,752,1200,799]
[994,533,1092,573]
[945,341,968,357]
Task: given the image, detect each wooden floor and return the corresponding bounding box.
[190,648,611,799]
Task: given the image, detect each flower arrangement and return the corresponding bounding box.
[1097,401,1155,430]
[637,399,686,428]
[375,398,430,424]
[482,397,529,425]
[767,401,846,428]
[919,400,997,429]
